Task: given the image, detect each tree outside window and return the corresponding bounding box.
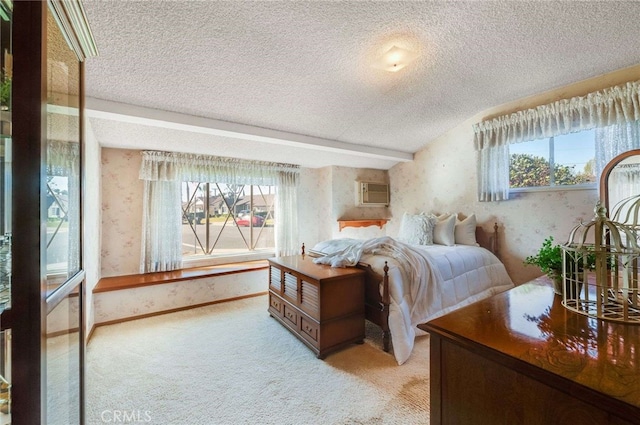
[509,130,596,189]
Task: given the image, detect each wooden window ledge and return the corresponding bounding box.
[94,260,269,293]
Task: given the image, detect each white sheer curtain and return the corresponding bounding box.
[140,180,183,273]
[595,120,640,179]
[276,171,300,256]
[477,144,509,202]
[607,164,640,211]
[47,140,80,276]
[474,80,640,201]
[139,151,300,272]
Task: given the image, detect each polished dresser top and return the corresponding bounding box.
[420,282,640,410]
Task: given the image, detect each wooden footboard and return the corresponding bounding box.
[357,262,391,352]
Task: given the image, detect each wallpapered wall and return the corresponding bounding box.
[101,148,145,277]
[84,120,102,334]
[100,151,391,278]
[387,65,640,284]
[388,123,600,284]
[99,66,640,285]
[99,149,333,276]
[101,140,596,285]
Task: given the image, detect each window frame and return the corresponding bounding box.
[508,132,597,193]
[180,181,276,266]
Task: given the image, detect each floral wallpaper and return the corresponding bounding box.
[388,121,600,284]
[84,121,102,333]
[101,148,145,277]
[297,167,331,250]
[385,68,640,285]
[99,151,389,277]
[90,67,640,329]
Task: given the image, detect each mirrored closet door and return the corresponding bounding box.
[0,2,96,424]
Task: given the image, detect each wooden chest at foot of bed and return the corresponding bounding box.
[268,255,366,359]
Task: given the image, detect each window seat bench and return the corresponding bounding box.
[91,260,270,329]
[94,260,269,293]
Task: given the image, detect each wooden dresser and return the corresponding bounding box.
[419,281,640,425]
[268,255,365,359]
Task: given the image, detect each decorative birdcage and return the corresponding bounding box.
[561,199,640,323]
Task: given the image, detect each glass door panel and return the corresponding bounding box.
[46,7,81,296]
[0,0,11,312]
[46,291,80,425]
[0,3,10,423]
[45,5,82,425]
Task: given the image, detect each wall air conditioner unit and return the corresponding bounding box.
[356,182,390,206]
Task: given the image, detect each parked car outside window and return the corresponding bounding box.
[236,215,264,227]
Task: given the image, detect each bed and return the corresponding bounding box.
[305,220,514,365]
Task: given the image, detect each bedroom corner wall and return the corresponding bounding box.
[296,165,391,248]
[388,65,640,284]
[99,148,331,275]
[328,166,390,240]
[388,124,599,284]
[98,150,388,275]
[101,148,145,277]
[298,166,332,248]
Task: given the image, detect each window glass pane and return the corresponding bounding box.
[181,182,275,259]
[249,186,275,250]
[509,130,596,189]
[509,138,550,188]
[552,131,596,185]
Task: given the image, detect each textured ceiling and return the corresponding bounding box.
[83,1,640,169]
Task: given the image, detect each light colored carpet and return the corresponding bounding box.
[86,295,430,425]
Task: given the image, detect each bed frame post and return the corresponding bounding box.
[381,261,391,352]
[492,222,499,256]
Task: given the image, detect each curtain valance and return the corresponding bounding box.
[139,151,300,185]
[473,80,640,150]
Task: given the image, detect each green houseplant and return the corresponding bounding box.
[524,236,563,287]
[525,236,596,295]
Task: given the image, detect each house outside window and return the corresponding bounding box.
[509,129,596,191]
[181,182,275,261]
[46,176,70,274]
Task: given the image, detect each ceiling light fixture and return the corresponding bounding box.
[372,45,419,72]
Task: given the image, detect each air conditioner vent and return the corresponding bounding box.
[356,182,390,206]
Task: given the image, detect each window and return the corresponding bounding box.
[140,151,299,273]
[509,129,596,190]
[181,182,275,259]
[46,176,70,273]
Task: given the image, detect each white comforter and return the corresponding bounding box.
[312,237,514,365]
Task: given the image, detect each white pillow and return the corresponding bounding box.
[433,214,456,246]
[455,214,479,246]
[398,213,436,245]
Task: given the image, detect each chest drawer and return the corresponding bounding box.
[300,315,318,342]
[269,294,283,316]
[283,303,298,327]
